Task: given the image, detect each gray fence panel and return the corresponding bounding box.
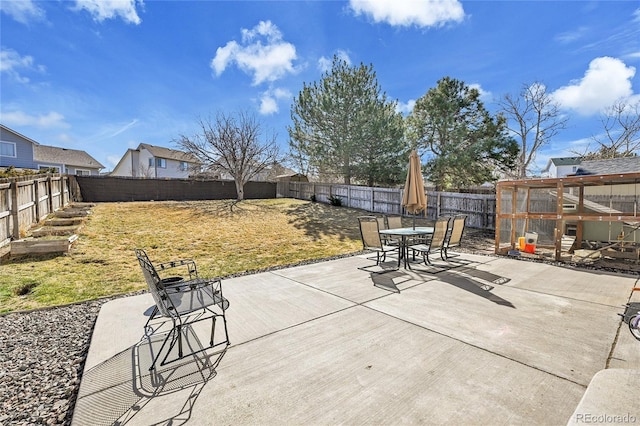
[75,176,276,202]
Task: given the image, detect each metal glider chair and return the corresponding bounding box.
[358,216,400,270]
[135,249,230,371]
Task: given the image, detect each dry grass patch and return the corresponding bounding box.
[0,198,365,313]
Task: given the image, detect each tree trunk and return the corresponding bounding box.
[235,180,245,201]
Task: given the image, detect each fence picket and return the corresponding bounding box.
[277,181,496,230]
[0,174,71,248]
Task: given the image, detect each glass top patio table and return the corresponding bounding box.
[379,227,433,237]
[379,227,434,269]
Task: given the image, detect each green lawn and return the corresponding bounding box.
[0,199,366,313]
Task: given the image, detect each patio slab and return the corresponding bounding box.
[73,253,640,425]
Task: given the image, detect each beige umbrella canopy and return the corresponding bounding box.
[402,150,427,227]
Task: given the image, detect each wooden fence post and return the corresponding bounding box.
[47,176,53,213]
[34,178,41,222]
[370,187,374,212]
[10,179,19,240]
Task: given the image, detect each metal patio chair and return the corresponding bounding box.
[358,216,400,268]
[135,248,230,370]
[443,214,467,259]
[409,216,451,265]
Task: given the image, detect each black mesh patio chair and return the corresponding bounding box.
[409,216,450,265]
[135,248,230,370]
[358,216,400,268]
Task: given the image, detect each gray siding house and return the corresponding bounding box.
[0,124,104,174]
[111,143,201,178]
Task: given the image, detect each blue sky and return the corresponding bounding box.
[1,0,639,174]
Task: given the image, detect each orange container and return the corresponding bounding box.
[518,237,525,251]
[524,243,536,254]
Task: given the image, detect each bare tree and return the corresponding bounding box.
[498,82,568,178]
[137,162,154,178]
[571,100,640,160]
[176,111,280,201]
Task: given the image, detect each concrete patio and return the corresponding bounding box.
[72,253,640,425]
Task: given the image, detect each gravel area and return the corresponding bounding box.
[1,228,636,425]
[0,301,106,425]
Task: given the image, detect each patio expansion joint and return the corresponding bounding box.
[360,302,590,389]
[268,268,412,306]
[264,270,589,388]
[226,270,422,351]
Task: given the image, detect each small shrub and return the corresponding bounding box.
[328,195,343,206]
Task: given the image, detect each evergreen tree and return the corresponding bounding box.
[407,77,518,190]
[289,55,406,185]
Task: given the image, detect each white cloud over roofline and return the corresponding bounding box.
[551,56,637,115]
[211,20,299,86]
[348,0,465,28]
[0,111,69,129]
[72,0,143,25]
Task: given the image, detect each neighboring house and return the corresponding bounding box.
[542,156,640,178]
[541,157,583,178]
[209,162,297,182]
[0,124,104,175]
[110,143,201,178]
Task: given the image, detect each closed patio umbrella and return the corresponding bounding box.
[402,150,427,228]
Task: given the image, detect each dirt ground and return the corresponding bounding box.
[460,228,640,277]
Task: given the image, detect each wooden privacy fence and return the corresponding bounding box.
[0,174,71,247]
[277,181,496,230]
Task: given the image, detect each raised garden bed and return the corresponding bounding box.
[10,235,78,256]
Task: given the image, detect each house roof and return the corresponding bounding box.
[551,157,582,166]
[138,143,201,164]
[574,157,640,176]
[0,124,41,146]
[34,145,104,169]
[542,157,582,173]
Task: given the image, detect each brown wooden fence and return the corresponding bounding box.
[0,174,71,248]
[277,181,496,230]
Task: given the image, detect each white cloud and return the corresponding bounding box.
[348,0,465,28]
[0,0,45,24]
[0,111,69,128]
[259,87,292,115]
[211,20,299,86]
[318,50,352,73]
[551,57,636,115]
[72,0,143,25]
[554,26,589,44]
[396,99,415,115]
[0,48,46,83]
[468,83,492,102]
